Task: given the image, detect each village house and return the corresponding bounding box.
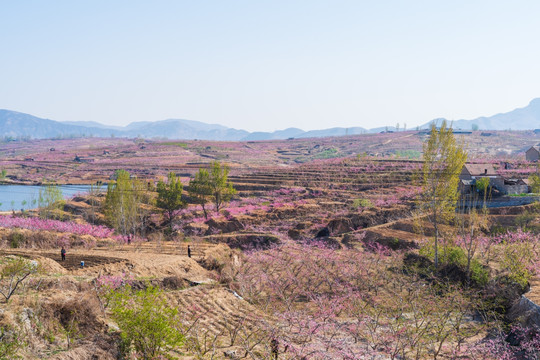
[459,163,529,195]
[460,163,497,179]
[526,146,540,162]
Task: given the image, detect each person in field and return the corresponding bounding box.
[271,338,279,359]
[187,245,192,258]
[61,247,66,261]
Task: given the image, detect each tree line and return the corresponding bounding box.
[104,161,236,240]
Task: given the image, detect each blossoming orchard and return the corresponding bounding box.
[1,130,540,359]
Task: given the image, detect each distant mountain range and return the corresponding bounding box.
[0,110,372,140]
[1,99,540,141]
[420,98,540,131]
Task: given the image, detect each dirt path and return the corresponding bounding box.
[367,133,414,149]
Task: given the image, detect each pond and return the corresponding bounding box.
[0,184,96,211]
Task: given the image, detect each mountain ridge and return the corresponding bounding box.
[420,98,540,130]
[2,98,540,140]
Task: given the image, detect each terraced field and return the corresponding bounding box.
[168,286,267,337]
[1,129,537,185]
[229,159,421,191]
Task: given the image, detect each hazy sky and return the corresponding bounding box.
[1,1,540,132]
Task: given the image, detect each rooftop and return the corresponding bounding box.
[463,163,497,176]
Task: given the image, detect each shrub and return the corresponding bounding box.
[94,273,133,309]
[352,198,373,209]
[469,259,489,286]
[109,285,184,359]
[419,245,489,286]
[489,225,508,235]
[501,242,534,288]
[494,230,540,288]
[0,325,23,359]
[516,211,535,230]
[528,173,540,194]
[0,256,40,302]
[8,231,24,248]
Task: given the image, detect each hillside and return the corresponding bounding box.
[0,110,116,138]
[0,109,369,140]
[423,98,540,130]
[1,151,539,358]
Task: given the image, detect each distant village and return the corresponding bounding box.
[459,145,540,197]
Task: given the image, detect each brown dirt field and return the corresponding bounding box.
[1,247,213,283]
[98,241,219,258]
[41,252,124,271]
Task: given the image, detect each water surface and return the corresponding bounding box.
[0,185,95,211]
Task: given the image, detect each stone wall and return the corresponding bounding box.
[504,185,530,195]
[463,196,540,208]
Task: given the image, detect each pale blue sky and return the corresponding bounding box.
[1,1,540,131]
